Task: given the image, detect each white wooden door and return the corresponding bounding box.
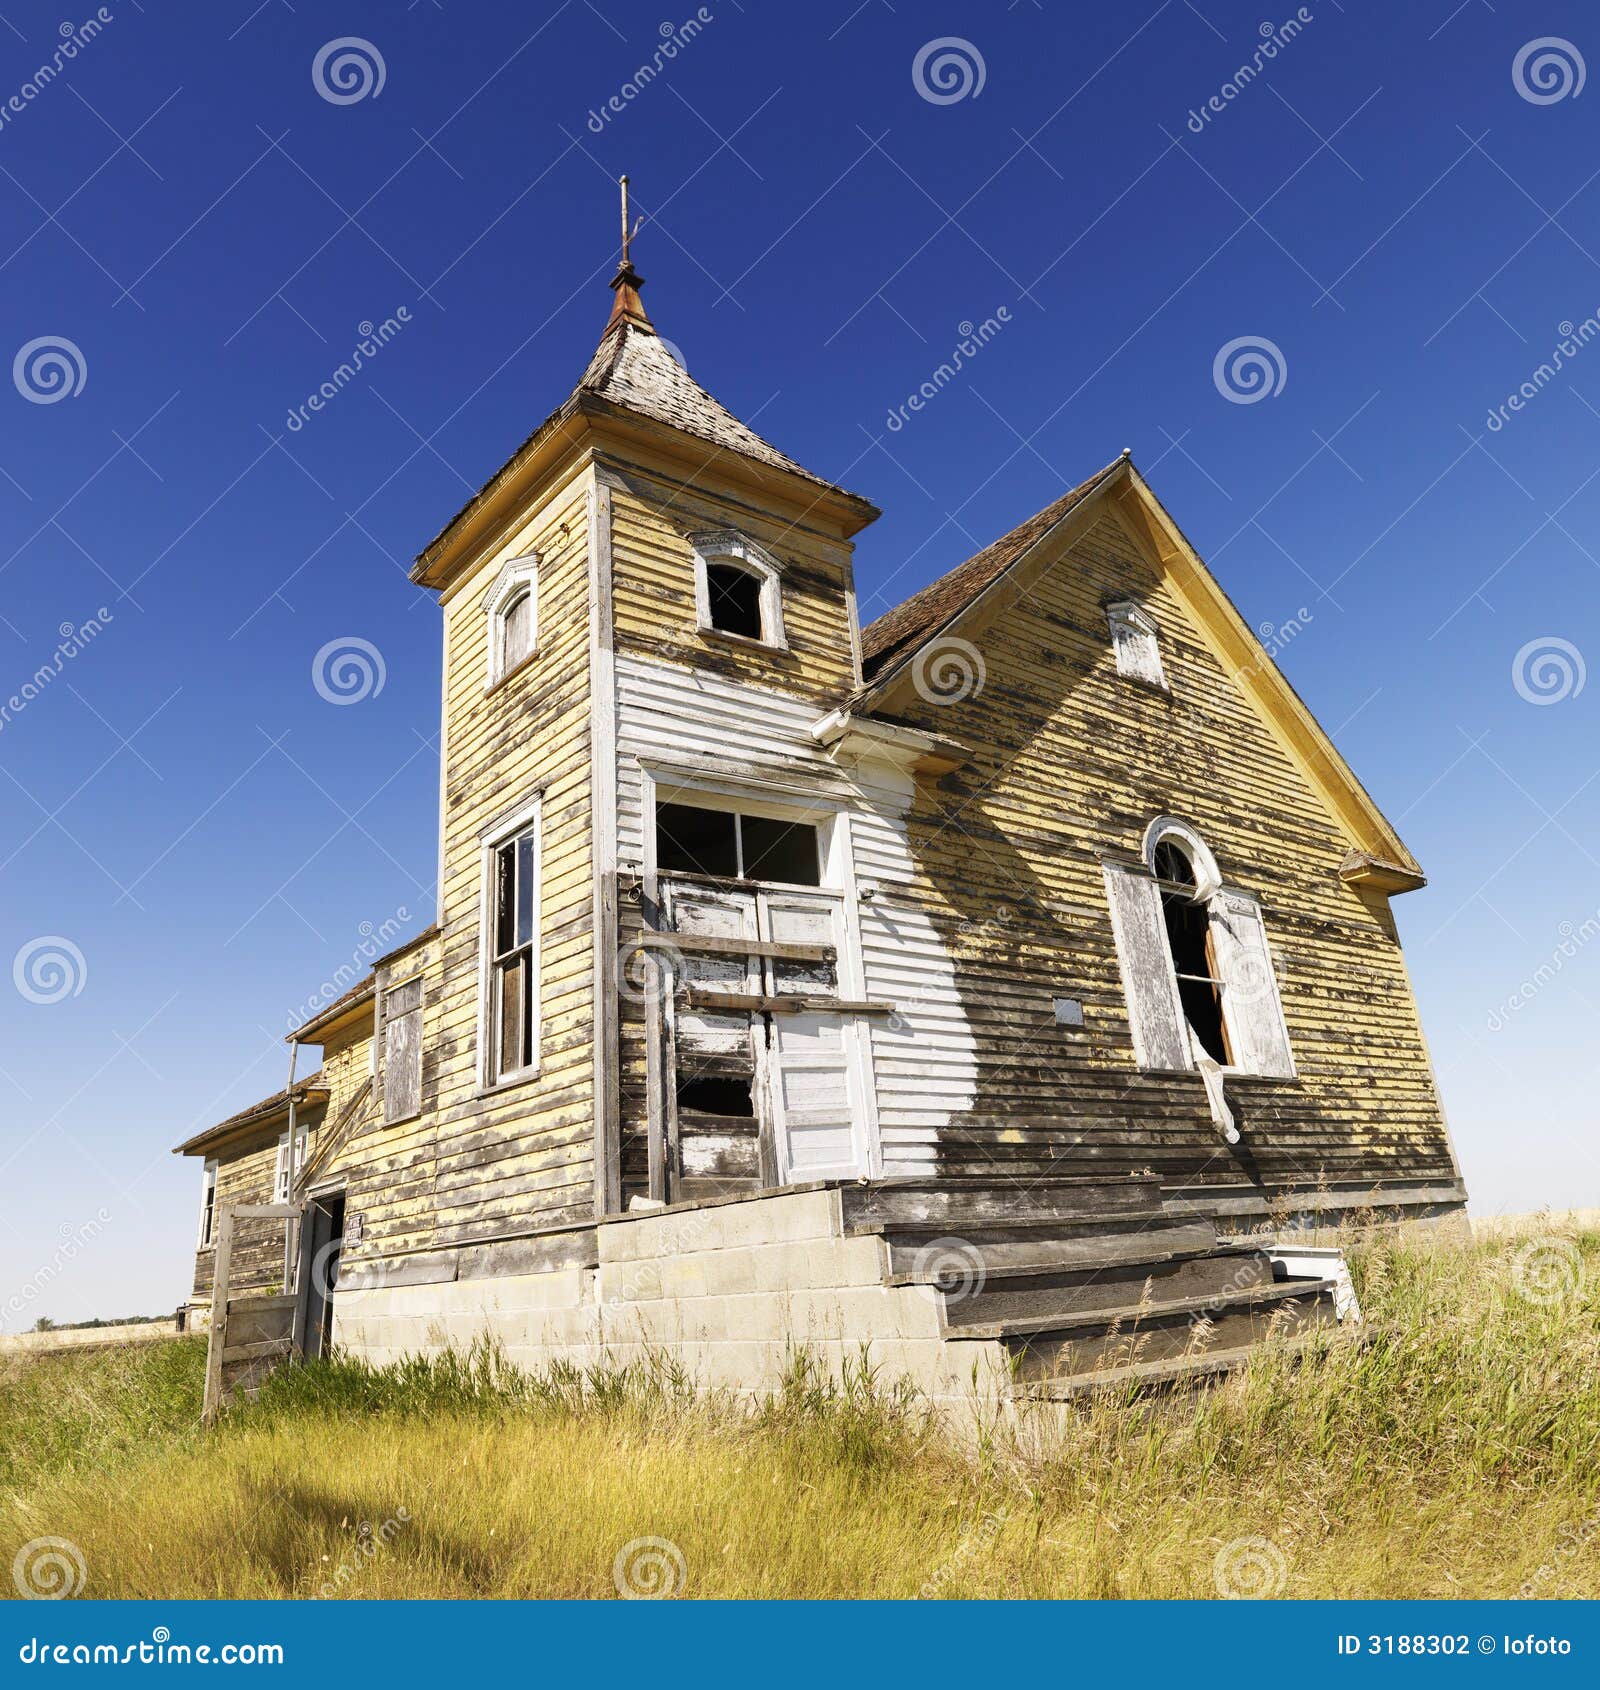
[758,891,870,1182]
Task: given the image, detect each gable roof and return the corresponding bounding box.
[860,456,1125,679]
[413,266,876,582]
[856,455,1422,879]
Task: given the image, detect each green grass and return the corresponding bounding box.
[2,1216,1597,1599]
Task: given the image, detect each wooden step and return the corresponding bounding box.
[1013,1324,1352,1401]
[837,1175,1163,1232]
[991,1278,1340,1379]
[878,1217,1219,1277]
[930,1245,1278,1330]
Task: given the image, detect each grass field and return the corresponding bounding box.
[3,1215,1597,1600]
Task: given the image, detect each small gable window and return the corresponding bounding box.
[485,554,539,684]
[1106,600,1166,690]
[692,532,785,649]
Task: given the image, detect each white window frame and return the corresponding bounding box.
[477,793,543,1093]
[1121,817,1294,1080]
[644,772,843,893]
[197,1158,218,1250]
[1106,599,1167,690]
[691,530,787,650]
[483,553,540,686]
[274,1124,309,1203]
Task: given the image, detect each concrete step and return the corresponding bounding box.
[994,1277,1340,1380]
[1012,1324,1351,1401]
[929,1244,1278,1330]
[837,1175,1163,1233]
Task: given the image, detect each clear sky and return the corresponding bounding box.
[2,0,1598,1325]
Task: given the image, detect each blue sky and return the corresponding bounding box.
[3,0,1599,1323]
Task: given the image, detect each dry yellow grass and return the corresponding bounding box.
[2,1213,1597,1600]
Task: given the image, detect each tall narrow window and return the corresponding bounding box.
[274,1125,309,1203]
[382,976,424,1123]
[1153,838,1230,1064]
[500,587,534,672]
[1104,819,1295,1079]
[487,818,538,1082]
[198,1159,218,1249]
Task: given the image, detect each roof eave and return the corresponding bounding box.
[171,1084,330,1158]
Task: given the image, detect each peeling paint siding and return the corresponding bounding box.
[879,510,1455,1190]
[612,655,977,1182]
[606,468,858,704]
[428,467,598,1244]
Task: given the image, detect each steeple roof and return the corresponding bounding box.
[413,226,876,584]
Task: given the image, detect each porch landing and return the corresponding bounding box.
[332,1175,1341,1413]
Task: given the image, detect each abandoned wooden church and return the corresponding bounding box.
[176,215,1465,1407]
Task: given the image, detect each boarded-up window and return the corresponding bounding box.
[382,975,423,1122]
[1106,601,1167,689]
[486,556,538,683]
[198,1159,217,1248]
[500,588,534,673]
[487,816,538,1082]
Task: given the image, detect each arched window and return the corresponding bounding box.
[1151,833,1229,1065]
[484,554,539,684]
[692,532,786,648]
[1101,817,1295,1079]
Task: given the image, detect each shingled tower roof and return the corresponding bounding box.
[413,194,875,581]
[573,255,848,492]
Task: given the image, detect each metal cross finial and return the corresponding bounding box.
[620,174,641,267]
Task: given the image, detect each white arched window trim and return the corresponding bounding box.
[690,530,787,649]
[1143,815,1221,900]
[484,553,539,685]
[1102,816,1296,1082]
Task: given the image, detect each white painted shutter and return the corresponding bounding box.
[1210,890,1295,1079]
[1102,863,1190,1071]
